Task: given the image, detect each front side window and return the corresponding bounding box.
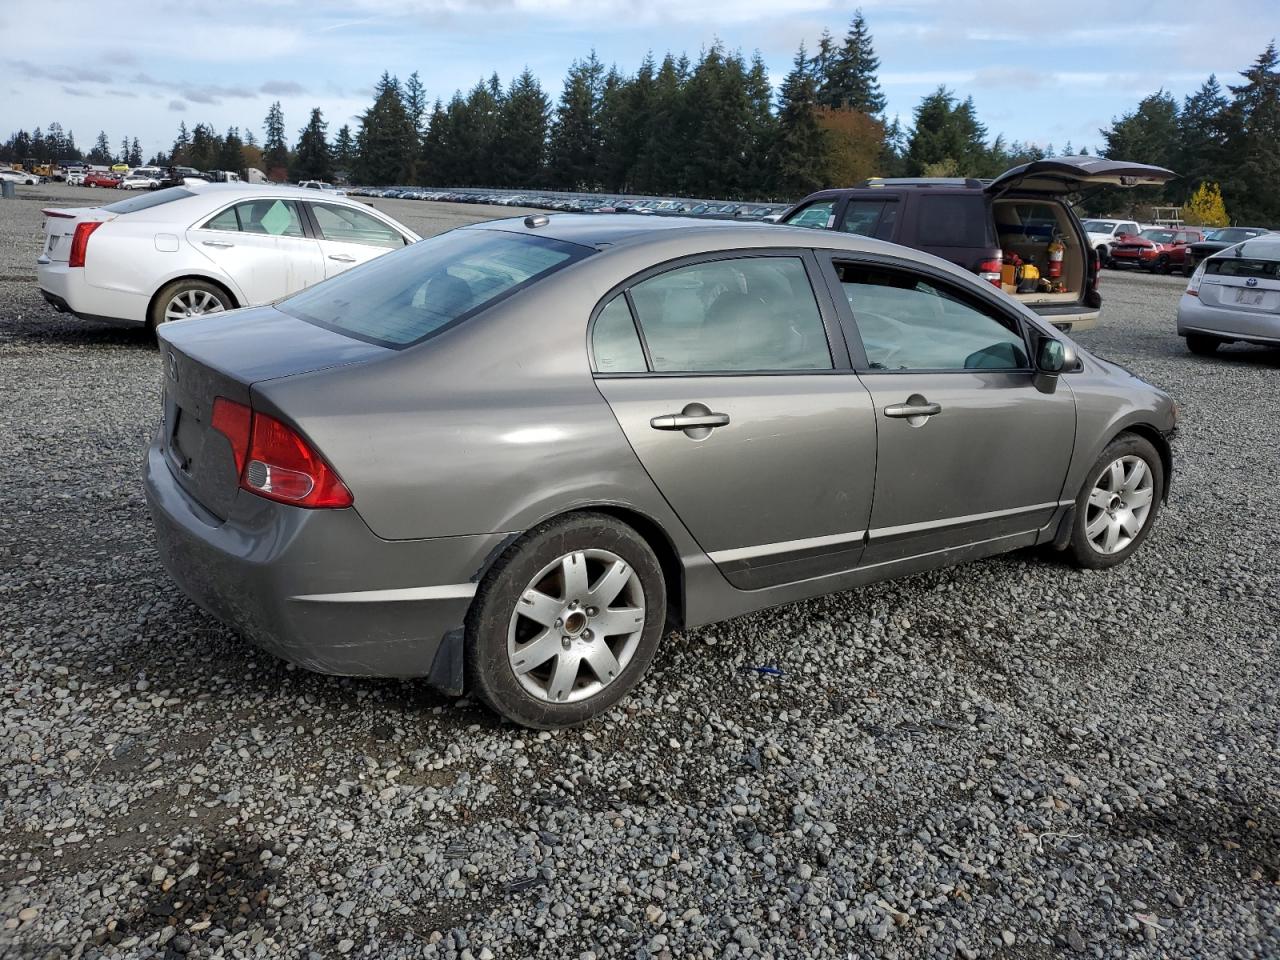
[627,256,832,373]
[835,262,1028,371]
[784,200,835,230]
[279,229,589,348]
[310,203,405,248]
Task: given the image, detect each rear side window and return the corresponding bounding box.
[835,262,1027,371]
[280,229,589,348]
[917,195,992,247]
[839,200,885,236]
[100,187,195,215]
[627,256,832,373]
[233,199,305,237]
[592,296,647,373]
[784,201,835,230]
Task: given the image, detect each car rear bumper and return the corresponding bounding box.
[143,439,509,685]
[1029,303,1099,333]
[1177,294,1280,345]
[37,261,148,326]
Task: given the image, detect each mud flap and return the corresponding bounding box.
[428,627,466,695]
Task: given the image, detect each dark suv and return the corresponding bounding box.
[780,157,1174,333]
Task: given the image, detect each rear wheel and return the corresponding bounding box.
[148,279,232,333]
[1186,334,1220,356]
[465,512,667,728]
[1064,434,1163,570]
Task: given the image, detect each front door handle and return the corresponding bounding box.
[328,253,357,263]
[883,401,941,418]
[651,412,730,430]
[201,240,234,248]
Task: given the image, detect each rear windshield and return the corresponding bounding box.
[1204,256,1279,279]
[917,195,993,247]
[101,187,195,215]
[279,228,590,348]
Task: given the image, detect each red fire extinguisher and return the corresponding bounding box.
[1047,238,1065,279]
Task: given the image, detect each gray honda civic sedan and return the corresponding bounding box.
[144,215,1177,727]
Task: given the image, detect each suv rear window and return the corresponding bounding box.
[279,228,590,348]
[100,187,195,214]
[916,195,992,247]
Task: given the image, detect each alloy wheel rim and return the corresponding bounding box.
[507,549,646,704]
[164,289,226,323]
[1085,455,1155,555]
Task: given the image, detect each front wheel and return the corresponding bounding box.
[1064,434,1163,570]
[466,513,666,728]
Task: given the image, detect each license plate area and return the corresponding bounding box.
[1235,288,1265,306]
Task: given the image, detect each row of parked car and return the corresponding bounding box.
[346,187,790,222]
[1084,219,1273,276]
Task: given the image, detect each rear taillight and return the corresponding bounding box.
[1185,262,1205,297]
[68,221,103,268]
[978,258,1003,287]
[209,397,353,508]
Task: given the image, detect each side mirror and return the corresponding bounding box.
[1034,337,1077,393]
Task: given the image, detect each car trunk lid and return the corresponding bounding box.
[1198,249,1280,314]
[986,156,1176,196]
[39,207,114,263]
[156,306,391,520]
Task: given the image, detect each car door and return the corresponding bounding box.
[305,201,411,278]
[591,252,878,590]
[820,254,1076,565]
[187,198,324,305]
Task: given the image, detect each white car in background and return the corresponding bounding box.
[121,173,162,190]
[36,183,419,331]
[1082,218,1142,263]
[298,180,347,196]
[1,169,43,186]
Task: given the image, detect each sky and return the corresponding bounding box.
[2,0,1275,165]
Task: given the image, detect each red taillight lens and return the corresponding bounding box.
[68,221,103,268]
[211,397,252,475]
[209,398,352,509]
[978,258,1003,287]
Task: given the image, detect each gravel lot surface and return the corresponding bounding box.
[1,184,1278,960]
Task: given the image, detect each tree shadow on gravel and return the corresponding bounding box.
[1176,345,1280,368]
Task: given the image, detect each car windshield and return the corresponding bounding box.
[1205,228,1258,242]
[1140,229,1176,243]
[100,187,196,214]
[1083,220,1117,232]
[279,228,592,349]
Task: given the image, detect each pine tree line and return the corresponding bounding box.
[2,21,1277,223]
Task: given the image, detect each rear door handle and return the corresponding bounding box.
[651,412,730,430]
[884,400,942,419]
[201,240,234,248]
[328,254,357,263]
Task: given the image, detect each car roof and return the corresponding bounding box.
[183,182,349,201]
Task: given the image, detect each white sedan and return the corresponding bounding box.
[37,183,420,331]
[1,169,42,186]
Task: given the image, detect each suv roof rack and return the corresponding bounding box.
[852,177,989,189]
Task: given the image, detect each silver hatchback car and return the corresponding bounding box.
[145,216,1177,727]
[1177,234,1280,354]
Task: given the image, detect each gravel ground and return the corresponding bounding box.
[1,184,1278,960]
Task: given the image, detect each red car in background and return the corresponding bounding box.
[84,172,122,188]
[1109,227,1205,273]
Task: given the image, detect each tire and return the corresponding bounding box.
[148,279,233,333]
[465,512,667,728]
[1154,255,1170,274]
[1186,334,1220,356]
[1064,434,1163,570]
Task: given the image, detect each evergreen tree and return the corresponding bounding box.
[744,52,778,195]
[129,137,143,166]
[494,69,550,187]
[403,71,429,182]
[596,65,631,191]
[773,43,829,197]
[120,138,129,164]
[170,122,191,166]
[30,127,45,160]
[625,54,663,194]
[680,44,753,198]
[292,109,332,181]
[90,130,112,164]
[1177,76,1230,200]
[219,127,245,173]
[188,123,222,172]
[457,77,503,185]
[1097,89,1179,211]
[823,11,886,114]
[634,53,685,194]
[904,87,989,176]
[263,101,290,177]
[243,129,258,148]
[1224,42,1280,224]
[813,29,838,96]
[354,73,416,185]
[332,124,356,173]
[420,99,450,183]
[547,52,604,189]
